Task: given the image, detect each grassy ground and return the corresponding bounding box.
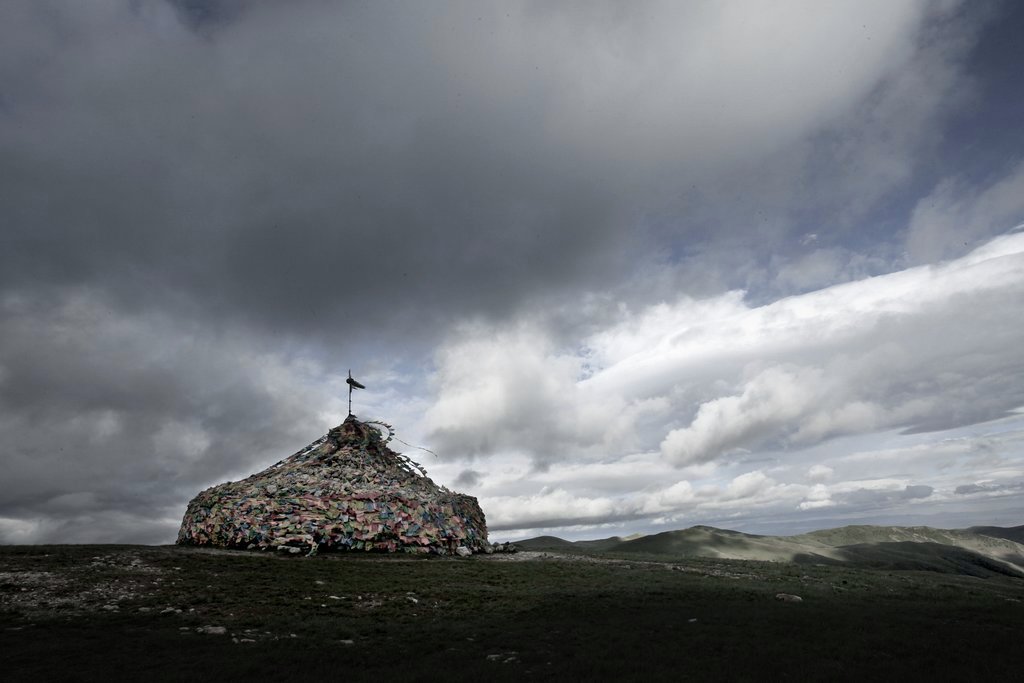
[2,545,1023,681]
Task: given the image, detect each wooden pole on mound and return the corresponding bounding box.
[346,369,366,417]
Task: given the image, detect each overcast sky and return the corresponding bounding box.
[2,0,1023,544]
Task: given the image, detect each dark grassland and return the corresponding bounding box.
[2,545,1023,681]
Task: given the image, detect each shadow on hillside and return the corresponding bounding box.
[793,542,1024,579]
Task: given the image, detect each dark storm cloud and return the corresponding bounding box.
[0,0,666,542]
[955,482,1024,496]
[0,289,337,541]
[454,469,483,488]
[2,1,1021,543]
[0,0,986,350]
[166,0,247,32]
[840,484,935,508]
[0,0,653,353]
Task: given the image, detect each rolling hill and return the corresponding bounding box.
[966,524,1024,544]
[516,523,1024,578]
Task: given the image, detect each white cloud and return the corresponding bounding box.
[423,229,1024,534]
[807,464,835,483]
[661,366,822,465]
[452,0,938,179]
[643,480,695,513]
[482,487,627,531]
[430,231,1024,468]
[425,320,672,464]
[798,484,835,511]
[724,471,774,500]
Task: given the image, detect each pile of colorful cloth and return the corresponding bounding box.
[177,416,490,555]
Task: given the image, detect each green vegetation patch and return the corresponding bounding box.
[2,544,1023,681]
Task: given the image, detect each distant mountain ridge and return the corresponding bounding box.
[516,524,1024,578]
[966,525,1024,544]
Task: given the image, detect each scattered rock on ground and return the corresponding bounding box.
[486,652,519,664]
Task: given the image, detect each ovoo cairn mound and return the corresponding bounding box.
[177,416,489,555]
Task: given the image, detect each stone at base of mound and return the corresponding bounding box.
[177,417,489,555]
